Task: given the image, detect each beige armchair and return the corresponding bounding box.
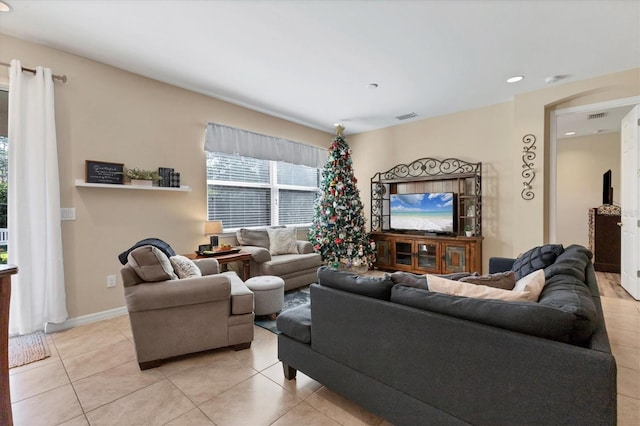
[121,246,254,369]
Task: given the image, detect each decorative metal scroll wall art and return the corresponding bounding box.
[521,134,536,200]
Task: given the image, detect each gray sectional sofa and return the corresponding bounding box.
[276,244,617,425]
[232,227,323,291]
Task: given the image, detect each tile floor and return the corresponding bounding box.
[8,274,640,426]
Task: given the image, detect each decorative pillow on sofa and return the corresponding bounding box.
[388,271,429,290]
[169,255,202,279]
[318,266,395,300]
[427,269,545,302]
[127,246,178,282]
[511,244,564,280]
[459,271,516,290]
[267,227,298,255]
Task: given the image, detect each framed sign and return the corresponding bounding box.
[85,160,124,184]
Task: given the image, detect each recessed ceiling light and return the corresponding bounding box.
[506,75,524,83]
[0,1,11,12]
[367,83,379,89]
[565,131,576,136]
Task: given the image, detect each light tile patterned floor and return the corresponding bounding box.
[8,273,640,425]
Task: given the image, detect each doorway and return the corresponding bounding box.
[549,96,639,299]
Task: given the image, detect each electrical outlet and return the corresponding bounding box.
[61,208,76,221]
[106,275,117,288]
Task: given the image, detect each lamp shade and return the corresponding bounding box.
[204,220,223,236]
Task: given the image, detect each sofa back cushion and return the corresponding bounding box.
[236,228,271,248]
[391,285,593,345]
[317,266,395,300]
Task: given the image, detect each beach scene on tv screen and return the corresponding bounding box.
[390,193,454,232]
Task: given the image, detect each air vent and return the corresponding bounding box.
[587,112,607,120]
[395,112,418,121]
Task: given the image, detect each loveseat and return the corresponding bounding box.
[232,227,323,291]
[120,245,254,369]
[276,244,617,425]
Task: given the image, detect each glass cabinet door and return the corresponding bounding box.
[443,244,467,273]
[375,239,391,267]
[395,241,413,267]
[415,242,439,273]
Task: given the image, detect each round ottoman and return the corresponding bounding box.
[245,275,285,317]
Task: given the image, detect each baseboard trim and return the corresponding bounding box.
[45,306,128,334]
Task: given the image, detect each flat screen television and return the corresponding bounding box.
[390,192,456,234]
[602,169,613,205]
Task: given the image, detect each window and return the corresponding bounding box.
[206,152,320,229]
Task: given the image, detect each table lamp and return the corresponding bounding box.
[204,220,223,247]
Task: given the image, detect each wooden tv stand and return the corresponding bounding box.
[372,232,482,274]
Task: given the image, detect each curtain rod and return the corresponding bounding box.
[0,61,67,83]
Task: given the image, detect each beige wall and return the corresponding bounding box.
[351,68,639,272]
[0,35,330,318]
[350,102,515,273]
[556,133,620,248]
[1,33,638,320]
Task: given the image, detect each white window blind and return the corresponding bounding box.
[206,152,320,229]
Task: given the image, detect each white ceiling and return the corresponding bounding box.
[0,0,638,135]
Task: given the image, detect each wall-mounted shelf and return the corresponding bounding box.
[75,179,191,192]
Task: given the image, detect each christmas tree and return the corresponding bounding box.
[308,124,376,271]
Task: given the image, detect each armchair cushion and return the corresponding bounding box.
[170,255,202,279]
[124,274,231,312]
[127,246,178,282]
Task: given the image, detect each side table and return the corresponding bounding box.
[186,251,252,280]
[1,264,18,426]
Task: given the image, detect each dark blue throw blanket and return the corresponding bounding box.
[117,238,176,265]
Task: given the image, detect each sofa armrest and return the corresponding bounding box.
[296,240,314,254]
[193,258,220,275]
[238,245,271,263]
[124,274,231,312]
[489,257,515,274]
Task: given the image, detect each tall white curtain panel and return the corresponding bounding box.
[8,59,67,335]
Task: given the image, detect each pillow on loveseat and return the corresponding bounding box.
[459,271,516,290]
[170,255,202,279]
[511,244,564,280]
[318,266,395,300]
[427,269,545,302]
[267,227,298,255]
[127,246,178,282]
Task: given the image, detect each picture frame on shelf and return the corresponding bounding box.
[85,160,124,184]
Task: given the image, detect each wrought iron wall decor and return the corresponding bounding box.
[521,134,536,200]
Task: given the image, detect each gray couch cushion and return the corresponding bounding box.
[276,303,311,343]
[511,244,564,280]
[317,266,395,300]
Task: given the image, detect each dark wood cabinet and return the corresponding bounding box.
[589,207,621,273]
[372,232,482,274]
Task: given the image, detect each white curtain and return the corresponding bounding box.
[205,123,326,168]
[8,59,67,335]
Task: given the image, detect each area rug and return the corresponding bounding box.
[9,331,51,368]
[255,286,310,334]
